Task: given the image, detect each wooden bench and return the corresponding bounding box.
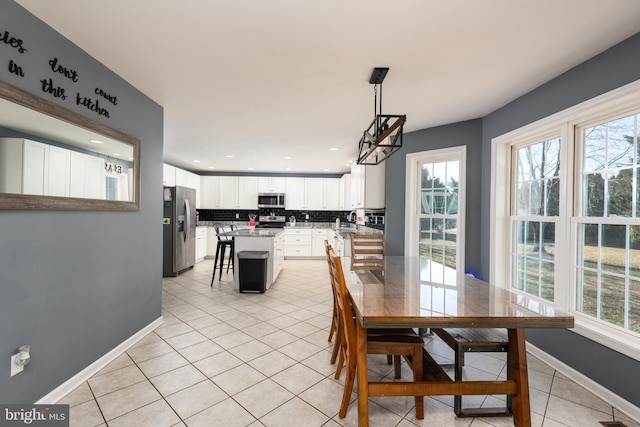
[431,328,512,418]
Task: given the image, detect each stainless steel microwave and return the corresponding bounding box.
[258,193,285,208]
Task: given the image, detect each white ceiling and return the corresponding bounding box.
[16,0,640,174]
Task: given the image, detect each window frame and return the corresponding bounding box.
[490,79,640,361]
[405,146,467,276]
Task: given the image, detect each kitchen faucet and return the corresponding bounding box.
[348,210,357,223]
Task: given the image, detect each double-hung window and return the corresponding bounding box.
[492,83,640,359]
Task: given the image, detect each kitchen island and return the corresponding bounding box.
[219,227,285,292]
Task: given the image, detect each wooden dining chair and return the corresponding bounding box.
[324,240,341,364]
[324,239,419,371]
[350,233,384,270]
[328,248,426,419]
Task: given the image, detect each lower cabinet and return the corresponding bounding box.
[273,233,285,278]
[196,227,207,262]
[311,229,330,257]
[284,228,332,258]
[284,228,312,257]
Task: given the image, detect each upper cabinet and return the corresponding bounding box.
[163,164,176,187]
[0,138,105,199]
[258,177,286,193]
[339,173,351,210]
[350,163,385,209]
[285,177,340,210]
[164,164,201,208]
[200,176,257,209]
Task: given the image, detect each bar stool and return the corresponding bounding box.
[211,225,235,285]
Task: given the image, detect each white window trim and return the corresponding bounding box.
[490,79,640,361]
[405,146,466,274]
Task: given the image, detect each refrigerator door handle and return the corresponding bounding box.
[184,198,191,243]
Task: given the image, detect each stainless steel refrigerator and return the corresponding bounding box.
[162,186,196,277]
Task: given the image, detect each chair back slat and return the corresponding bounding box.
[350,233,384,270]
[328,249,356,356]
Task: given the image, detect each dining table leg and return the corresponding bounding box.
[508,328,531,427]
[356,320,369,427]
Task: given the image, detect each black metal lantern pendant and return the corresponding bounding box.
[357,67,406,165]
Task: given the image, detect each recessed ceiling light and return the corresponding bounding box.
[113,153,120,156]
[225,155,234,158]
[283,156,292,160]
[207,166,215,169]
[90,139,103,144]
[323,168,330,171]
[247,167,254,170]
[285,168,292,171]
[329,147,339,151]
[193,160,200,163]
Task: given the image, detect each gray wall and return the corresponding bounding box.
[385,119,483,276]
[479,32,640,407]
[0,1,163,403]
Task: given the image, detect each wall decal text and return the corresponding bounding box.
[0,27,26,53]
[94,87,118,105]
[76,92,110,118]
[8,59,24,77]
[40,78,67,100]
[48,57,78,82]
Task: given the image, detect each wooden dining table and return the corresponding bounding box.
[343,256,574,427]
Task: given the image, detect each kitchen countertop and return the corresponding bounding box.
[200,221,383,237]
[219,228,284,238]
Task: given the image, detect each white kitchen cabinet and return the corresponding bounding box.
[70,152,105,199]
[285,177,340,211]
[195,226,208,262]
[322,178,340,210]
[304,178,324,210]
[217,176,258,209]
[200,175,256,209]
[258,176,286,193]
[339,174,351,210]
[200,176,219,208]
[47,145,70,197]
[285,177,305,209]
[206,226,218,257]
[350,163,385,209]
[218,176,239,208]
[238,176,258,209]
[22,139,47,195]
[311,229,330,256]
[284,228,312,257]
[273,232,285,278]
[163,163,176,187]
[0,138,72,197]
[175,167,199,190]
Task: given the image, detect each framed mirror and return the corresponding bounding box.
[0,80,140,211]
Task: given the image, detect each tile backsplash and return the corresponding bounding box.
[197,208,385,228]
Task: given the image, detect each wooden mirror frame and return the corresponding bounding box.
[0,80,140,211]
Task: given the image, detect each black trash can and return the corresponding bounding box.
[238,251,269,293]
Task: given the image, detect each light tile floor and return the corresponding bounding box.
[60,259,639,427]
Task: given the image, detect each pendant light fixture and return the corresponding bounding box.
[357,67,406,165]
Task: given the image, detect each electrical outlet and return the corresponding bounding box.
[235,213,239,219]
[305,214,309,220]
[10,354,23,377]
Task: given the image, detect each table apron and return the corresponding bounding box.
[368,380,518,397]
[360,319,574,329]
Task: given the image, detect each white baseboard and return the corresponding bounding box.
[36,316,164,404]
[527,343,640,423]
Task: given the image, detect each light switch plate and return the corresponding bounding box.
[10,354,23,376]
